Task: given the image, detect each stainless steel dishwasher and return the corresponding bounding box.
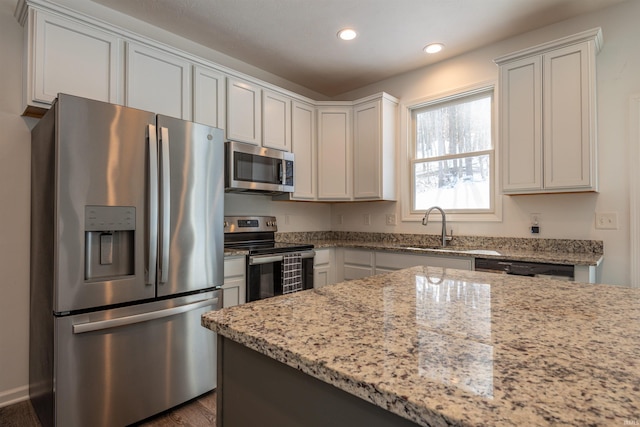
[474,258,575,281]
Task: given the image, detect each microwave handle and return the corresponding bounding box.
[280,160,286,186]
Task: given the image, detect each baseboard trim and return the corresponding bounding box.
[0,385,29,408]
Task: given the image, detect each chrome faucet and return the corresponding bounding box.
[422,206,452,247]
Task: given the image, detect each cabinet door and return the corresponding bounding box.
[126,42,191,119]
[263,90,291,151]
[314,267,330,287]
[313,248,334,287]
[227,77,262,145]
[353,100,381,199]
[223,256,246,307]
[317,107,352,200]
[343,249,373,280]
[500,56,542,193]
[28,9,120,109]
[291,101,316,199]
[193,65,226,131]
[543,43,595,190]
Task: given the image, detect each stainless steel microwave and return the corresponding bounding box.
[225,141,294,194]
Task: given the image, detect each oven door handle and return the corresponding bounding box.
[249,250,315,266]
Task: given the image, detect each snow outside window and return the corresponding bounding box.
[411,89,494,214]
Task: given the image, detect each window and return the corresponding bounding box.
[411,88,494,213]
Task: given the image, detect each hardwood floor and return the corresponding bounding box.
[0,390,216,427]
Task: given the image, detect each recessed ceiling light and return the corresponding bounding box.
[337,28,357,41]
[424,43,444,54]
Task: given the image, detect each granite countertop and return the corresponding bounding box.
[225,239,602,266]
[225,232,603,266]
[202,267,640,426]
[306,239,602,266]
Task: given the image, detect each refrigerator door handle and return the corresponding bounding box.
[159,126,171,284]
[147,124,159,286]
[72,297,219,334]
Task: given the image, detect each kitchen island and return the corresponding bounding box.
[202,267,640,426]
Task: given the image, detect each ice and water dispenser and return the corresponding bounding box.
[85,206,135,280]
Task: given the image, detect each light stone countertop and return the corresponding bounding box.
[225,239,603,266]
[202,266,639,426]
[307,239,602,266]
[225,232,603,266]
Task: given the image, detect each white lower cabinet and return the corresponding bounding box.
[375,251,472,274]
[341,249,472,281]
[342,249,374,281]
[313,248,335,288]
[223,256,246,308]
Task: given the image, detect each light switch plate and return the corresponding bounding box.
[595,212,618,230]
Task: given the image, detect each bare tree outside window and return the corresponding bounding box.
[412,90,494,212]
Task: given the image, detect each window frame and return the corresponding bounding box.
[400,81,502,223]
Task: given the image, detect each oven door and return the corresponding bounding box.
[247,251,314,302]
[225,141,294,193]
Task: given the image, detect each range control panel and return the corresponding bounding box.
[224,216,277,234]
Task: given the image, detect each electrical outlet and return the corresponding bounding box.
[530,213,541,226]
[363,214,371,226]
[595,212,618,230]
[336,214,343,225]
[385,214,397,226]
[284,214,291,225]
[529,213,541,234]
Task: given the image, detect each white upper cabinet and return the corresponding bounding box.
[19,7,121,115]
[543,43,595,190]
[193,65,226,131]
[262,90,291,151]
[317,105,352,200]
[290,101,316,199]
[226,77,262,146]
[126,42,191,119]
[499,56,543,191]
[353,94,398,201]
[496,28,602,194]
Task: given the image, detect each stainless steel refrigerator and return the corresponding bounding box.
[29,94,224,427]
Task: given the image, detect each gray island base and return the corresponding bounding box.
[203,266,640,426]
[218,338,420,427]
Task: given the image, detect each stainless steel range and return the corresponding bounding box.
[224,216,315,302]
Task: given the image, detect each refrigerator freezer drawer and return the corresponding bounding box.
[53,292,219,427]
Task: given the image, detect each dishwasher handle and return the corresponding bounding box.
[72,297,219,334]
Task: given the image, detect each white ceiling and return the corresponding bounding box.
[90,0,626,97]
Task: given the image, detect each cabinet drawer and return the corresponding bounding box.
[375,252,425,270]
[224,256,246,278]
[344,265,373,281]
[343,249,373,266]
[314,248,331,266]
